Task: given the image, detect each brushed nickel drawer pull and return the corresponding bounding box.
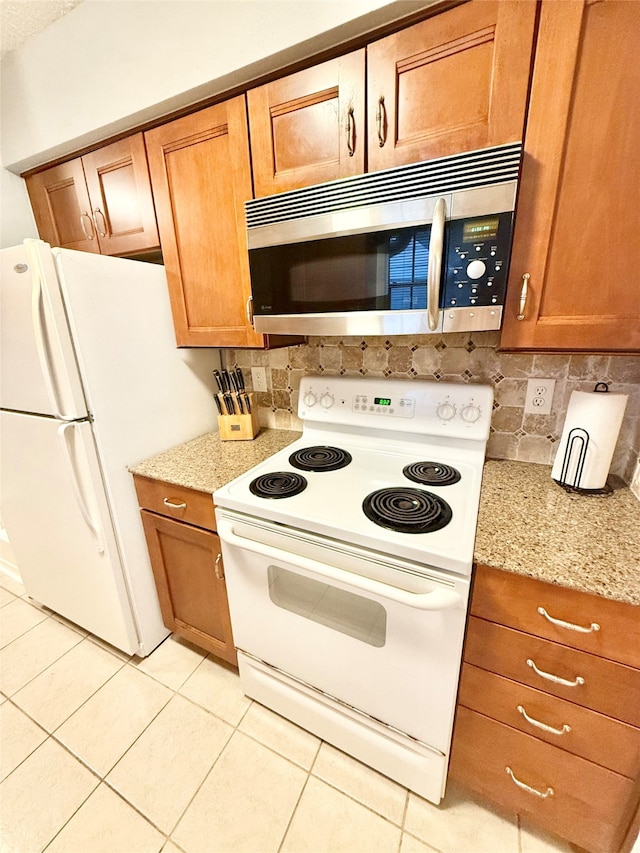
[163,498,187,509]
[517,705,571,736]
[527,658,585,688]
[345,106,356,157]
[376,96,387,147]
[80,212,95,240]
[537,606,600,634]
[214,552,224,580]
[506,767,554,799]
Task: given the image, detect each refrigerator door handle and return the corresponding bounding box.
[26,241,74,421]
[57,422,105,554]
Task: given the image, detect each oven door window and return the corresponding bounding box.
[250,226,431,316]
[268,565,387,647]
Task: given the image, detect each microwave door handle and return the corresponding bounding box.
[427,197,446,332]
[217,517,462,611]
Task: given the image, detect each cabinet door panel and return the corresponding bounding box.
[26,160,99,253]
[501,0,640,351]
[146,98,263,347]
[141,510,236,665]
[367,1,536,171]
[248,50,365,196]
[82,134,159,256]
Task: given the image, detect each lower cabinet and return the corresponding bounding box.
[133,474,236,666]
[450,564,640,853]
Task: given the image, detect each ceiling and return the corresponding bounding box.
[0,0,84,58]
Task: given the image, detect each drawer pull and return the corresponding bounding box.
[506,767,554,799]
[163,498,187,509]
[526,658,585,688]
[517,705,571,736]
[214,552,224,580]
[537,606,600,634]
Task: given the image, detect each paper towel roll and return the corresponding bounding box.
[551,388,628,490]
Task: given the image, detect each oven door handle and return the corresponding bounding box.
[217,518,463,611]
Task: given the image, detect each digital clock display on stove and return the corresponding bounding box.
[374,397,392,406]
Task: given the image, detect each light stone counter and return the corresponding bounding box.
[130,432,640,607]
[476,460,640,606]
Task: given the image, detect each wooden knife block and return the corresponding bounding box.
[217,394,260,441]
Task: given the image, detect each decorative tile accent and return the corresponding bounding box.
[222,341,639,484]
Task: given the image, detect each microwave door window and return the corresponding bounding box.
[388,228,429,310]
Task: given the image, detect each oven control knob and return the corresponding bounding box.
[461,404,482,424]
[466,259,486,280]
[436,401,457,422]
[319,392,335,409]
[303,391,317,408]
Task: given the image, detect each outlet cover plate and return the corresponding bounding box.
[524,378,556,415]
[251,366,268,392]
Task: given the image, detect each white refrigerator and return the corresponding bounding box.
[0,239,220,656]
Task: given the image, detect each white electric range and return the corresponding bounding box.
[214,375,493,804]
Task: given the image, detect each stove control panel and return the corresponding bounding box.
[298,376,493,441]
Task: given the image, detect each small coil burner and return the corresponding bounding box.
[363,487,452,534]
[289,446,352,472]
[249,472,307,499]
[403,462,461,487]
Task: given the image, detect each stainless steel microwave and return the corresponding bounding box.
[245,143,522,337]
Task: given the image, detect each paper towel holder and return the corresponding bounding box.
[553,382,613,496]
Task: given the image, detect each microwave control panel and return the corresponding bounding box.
[441,211,514,309]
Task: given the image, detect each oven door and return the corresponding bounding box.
[216,509,470,752]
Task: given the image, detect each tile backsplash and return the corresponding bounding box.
[222,333,640,487]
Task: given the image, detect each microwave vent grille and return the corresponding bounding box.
[246,142,522,229]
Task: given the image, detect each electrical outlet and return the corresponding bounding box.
[524,378,556,415]
[251,366,268,392]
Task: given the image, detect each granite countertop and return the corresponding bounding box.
[130,430,640,607]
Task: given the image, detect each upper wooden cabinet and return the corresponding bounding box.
[26,133,159,256]
[145,98,298,348]
[500,0,640,352]
[248,50,366,197]
[367,1,537,171]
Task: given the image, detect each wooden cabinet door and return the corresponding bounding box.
[140,510,237,666]
[81,134,159,256]
[500,0,640,352]
[248,50,366,197]
[145,98,265,347]
[26,159,100,253]
[366,1,537,171]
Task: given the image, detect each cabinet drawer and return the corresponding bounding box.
[133,475,216,531]
[450,706,636,853]
[459,663,640,778]
[471,565,640,668]
[464,617,640,727]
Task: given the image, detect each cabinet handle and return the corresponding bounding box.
[376,96,387,148]
[537,607,600,635]
[505,767,554,799]
[79,212,95,240]
[214,552,224,580]
[345,107,356,157]
[93,208,108,238]
[516,273,530,320]
[526,658,585,688]
[163,498,187,509]
[517,705,571,736]
[245,295,254,327]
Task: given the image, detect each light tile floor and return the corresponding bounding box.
[0,573,574,853]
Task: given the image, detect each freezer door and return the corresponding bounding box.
[0,410,142,653]
[0,241,87,419]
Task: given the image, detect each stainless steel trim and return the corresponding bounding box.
[253,309,443,336]
[246,142,522,232]
[427,198,446,331]
[442,305,503,333]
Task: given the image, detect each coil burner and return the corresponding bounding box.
[403,462,461,487]
[289,446,352,472]
[249,472,308,499]
[362,487,452,534]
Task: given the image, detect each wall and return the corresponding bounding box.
[222,335,640,486]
